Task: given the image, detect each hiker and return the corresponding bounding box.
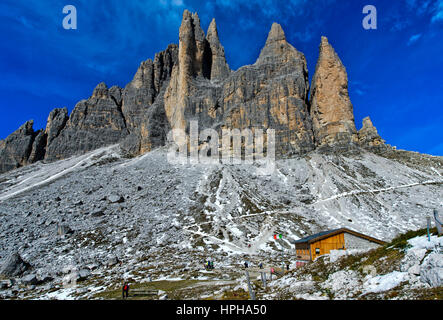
[210,261,214,269]
[244,261,248,268]
[259,262,263,269]
[122,282,129,299]
[286,263,290,271]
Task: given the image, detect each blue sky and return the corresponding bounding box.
[1,0,442,155]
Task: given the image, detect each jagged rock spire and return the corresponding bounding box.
[45,108,68,147]
[92,82,109,99]
[266,22,287,44]
[358,116,385,148]
[310,36,358,147]
[0,120,36,173]
[256,23,297,65]
[178,10,209,79]
[206,18,230,80]
[0,10,394,173]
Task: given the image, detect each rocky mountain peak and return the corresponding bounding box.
[206,18,218,39]
[0,120,37,173]
[45,108,68,147]
[191,12,205,42]
[362,116,375,130]
[0,10,395,174]
[17,120,35,136]
[92,82,109,99]
[266,22,287,44]
[256,22,303,66]
[206,18,230,80]
[358,116,385,149]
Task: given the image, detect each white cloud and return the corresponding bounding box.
[407,33,422,45]
[431,0,443,22]
[407,0,443,23]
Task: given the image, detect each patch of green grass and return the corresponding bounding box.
[335,227,439,275]
[298,256,333,282]
[389,227,438,250]
[93,280,203,300]
[221,288,250,300]
[408,287,443,300]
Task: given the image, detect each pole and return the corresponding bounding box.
[427,216,431,242]
[245,270,256,300]
[260,272,267,289]
[434,209,443,236]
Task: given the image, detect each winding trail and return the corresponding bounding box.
[313,180,443,204]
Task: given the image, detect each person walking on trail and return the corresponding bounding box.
[259,262,263,269]
[244,261,248,269]
[122,282,129,299]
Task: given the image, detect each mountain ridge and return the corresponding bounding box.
[0,9,392,174]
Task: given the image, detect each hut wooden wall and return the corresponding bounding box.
[310,233,345,260]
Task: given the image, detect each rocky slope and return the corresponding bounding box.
[0,143,441,299]
[268,229,442,300]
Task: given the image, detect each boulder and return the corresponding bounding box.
[91,209,105,217]
[108,195,124,204]
[57,224,74,236]
[420,253,443,287]
[107,256,119,267]
[21,274,38,285]
[400,248,427,272]
[77,269,91,281]
[0,253,31,277]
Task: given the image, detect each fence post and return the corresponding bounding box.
[260,272,267,289]
[427,216,431,242]
[434,209,443,236]
[245,270,256,300]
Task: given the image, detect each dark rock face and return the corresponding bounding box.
[0,121,37,173]
[120,44,178,155]
[0,253,31,277]
[45,83,129,161]
[206,18,231,81]
[0,10,388,173]
[28,130,47,163]
[45,108,69,148]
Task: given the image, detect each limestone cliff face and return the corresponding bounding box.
[221,22,314,155]
[310,37,358,147]
[207,19,231,81]
[121,44,178,155]
[0,10,390,173]
[45,83,129,161]
[164,13,314,155]
[45,108,69,148]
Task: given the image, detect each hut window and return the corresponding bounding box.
[315,248,320,254]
